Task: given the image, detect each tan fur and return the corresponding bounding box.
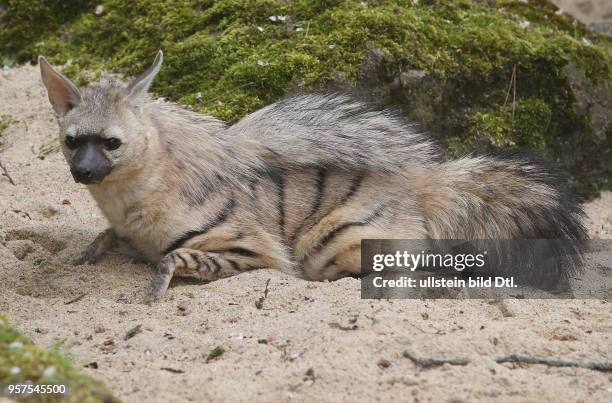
[38,52,586,301]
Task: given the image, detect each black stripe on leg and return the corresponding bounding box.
[175,253,187,267]
[312,202,390,253]
[218,247,259,257]
[190,252,210,272]
[164,197,236,253]
[208,256,222,273]
[226,258,241,271]
[313,222,366,253]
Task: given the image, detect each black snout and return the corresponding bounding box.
[70,142,112,184]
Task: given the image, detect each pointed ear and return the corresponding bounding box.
[126,50,163,99]
[39,56,81,115]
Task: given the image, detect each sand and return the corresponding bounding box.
[0,65,611,403]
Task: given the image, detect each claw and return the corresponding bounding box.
[146,259,175,303]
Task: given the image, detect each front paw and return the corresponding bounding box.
[71,229,117,266]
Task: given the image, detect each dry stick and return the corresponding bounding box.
[495,354,612,372]
[503,64,515,106]
[329,322,358,331]
[160,367,185,374]
[0,159,16,185]
[502,64,517,119]
[402,350,612,372]
[255,278,271,309]
[65,292,88,305]
[402,350,470,368]
[124,324,143,341]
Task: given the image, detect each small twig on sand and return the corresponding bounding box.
[124,324,143,341]
[403,350,470,368]
[0,159,16,185]
[495,354,612,372]
[255,278,271,309]
[161,367,184,374]
[328,322,358,331]
[65,292,88,305]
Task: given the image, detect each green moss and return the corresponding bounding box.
[0,0,96,62]
[0,316,120,402]
[0,0,610,197]
[0,115,11,136]
[463,98,551,150]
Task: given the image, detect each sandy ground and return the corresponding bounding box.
[0,65,611,403]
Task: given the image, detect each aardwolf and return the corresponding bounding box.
[39,51,585,301]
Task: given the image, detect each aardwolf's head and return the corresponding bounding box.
[39,51,163,184]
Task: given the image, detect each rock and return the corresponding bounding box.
[563,63,612,140]
[399,70,427,86]
[360,48,391,84]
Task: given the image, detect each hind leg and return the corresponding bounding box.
[298,217,426,281]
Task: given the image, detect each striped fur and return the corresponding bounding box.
[39,52,586,301]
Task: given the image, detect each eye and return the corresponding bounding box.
[64,135,77,149]
[104,137,122,150]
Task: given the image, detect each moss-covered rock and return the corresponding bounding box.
[0,316,120,402]
[0,0,610,197]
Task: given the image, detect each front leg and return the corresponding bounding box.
[73,228,117,265]
[148,247,265,302]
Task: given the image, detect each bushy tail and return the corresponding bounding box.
[412,152,587,288]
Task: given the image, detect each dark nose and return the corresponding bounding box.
[74,166,93,179]
[71,164,95,183]
[70,142,112,184]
